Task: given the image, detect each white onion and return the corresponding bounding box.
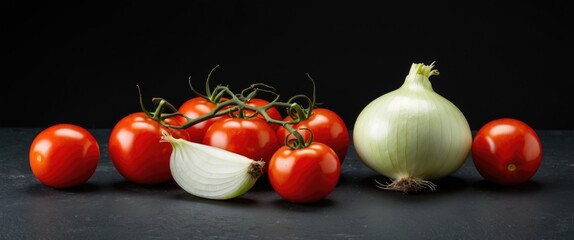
[353,62,472,192]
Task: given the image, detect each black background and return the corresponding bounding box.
[3,1,573,130]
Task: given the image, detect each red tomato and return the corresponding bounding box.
[243,98,283,131]
[268,142,340,203]
[471,118,543,186]
[29,124,100,188]
[108,112,190,184]
[203,117,280,173]
[178,96,230,143]
[276,108,349,163]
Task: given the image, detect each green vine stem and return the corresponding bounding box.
[137,70,319,150]
[283,73,319,122]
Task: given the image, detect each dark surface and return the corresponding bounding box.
[1,128,573,240]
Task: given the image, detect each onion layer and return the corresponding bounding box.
[353,62,472,192]
[162,131,264,200]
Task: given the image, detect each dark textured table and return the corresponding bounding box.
[1,128,573,239]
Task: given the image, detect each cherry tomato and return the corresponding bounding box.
[178,96,230,143]
[243,98,283,131]
[268,142,340,203]
[108,112,190,184]
[203,117,280,173]
[471,118,543,186]
[29,124,100,188]
[276,108,349,163]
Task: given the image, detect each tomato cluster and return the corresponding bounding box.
[174,93,348,203]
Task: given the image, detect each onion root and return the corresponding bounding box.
[375,177,437,192]
[248,161,265,179]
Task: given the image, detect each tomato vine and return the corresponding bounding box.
[137,65,322,150]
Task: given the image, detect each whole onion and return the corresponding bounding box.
[353,62,472,192]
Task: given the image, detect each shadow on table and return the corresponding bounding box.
[357,173,545,199]
[111,179,181,192]
[26,182,102,195]
[169,191,260,206]
[271,198,337,212]
[358,173,469,198]
[248,175,275,193]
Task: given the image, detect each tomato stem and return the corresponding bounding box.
[284,127,313,149]
[138,68,320,149]
[284,73,320,122]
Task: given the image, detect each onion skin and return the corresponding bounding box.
[353,62,472,192]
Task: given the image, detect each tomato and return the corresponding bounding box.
[108,112,190,184]
[29,124,100,188]
[203,117,280,173]
[268,142,340,203]
[471,118,543,186]
[178,96,230,143]
[243,98,283,131]
[276,108,349,163]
